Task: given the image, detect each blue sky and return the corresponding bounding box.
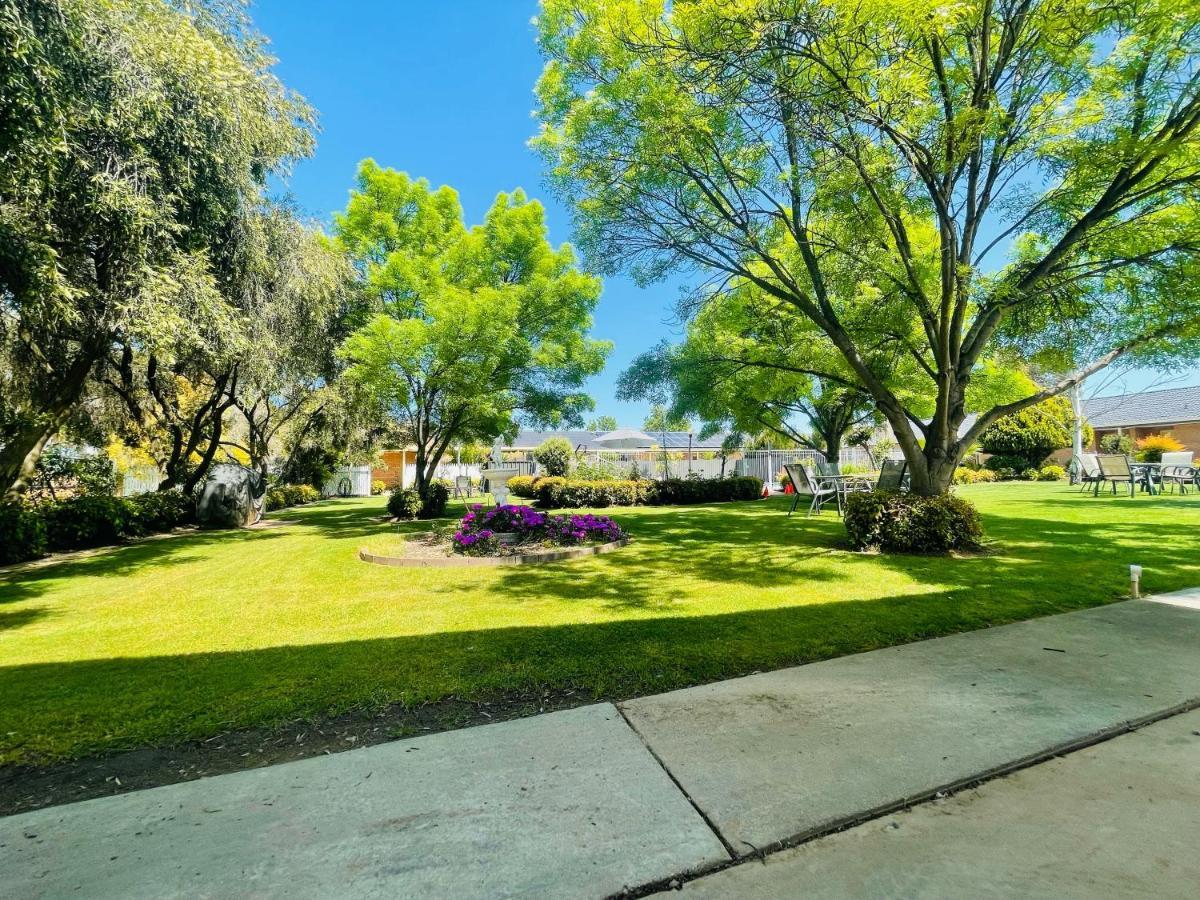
[253,0,1198,425]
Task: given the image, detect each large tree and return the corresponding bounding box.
[0,0,312,498]
[535,0,1200,494]
[336,161,610,500]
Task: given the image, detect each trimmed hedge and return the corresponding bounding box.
[953,467,999,485]
[0,502,48,565]
[532,475,763,510]
[1,489,196,565]
[264,483,321,512]
[507,474,537,499]
[844,490,983,553]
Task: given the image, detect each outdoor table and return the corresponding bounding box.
[1129,462,1161,495]
[816,473,875,504]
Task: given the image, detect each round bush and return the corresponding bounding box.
[532,437,574,477]
[370,479,387,495]
[419,481,451,519]
[387,488,423,520]
[1037,464,1066,481]
[0,501,48,564]
[844,491,983,553]
[978,396,1075,470]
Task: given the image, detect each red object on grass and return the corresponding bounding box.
[783,483,794,494]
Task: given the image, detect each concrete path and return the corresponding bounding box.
[673,705,1200,898]
[1,705,728,899]
[4,595,1200,898]
[620,597,1200,857]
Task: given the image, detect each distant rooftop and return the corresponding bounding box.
[1083,385,1200,429]
[510,429,732,451]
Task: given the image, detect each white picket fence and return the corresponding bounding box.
[322,465,373,497]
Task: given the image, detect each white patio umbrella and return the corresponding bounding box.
[593,428,656,450]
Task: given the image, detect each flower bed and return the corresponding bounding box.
[453,504,624,556]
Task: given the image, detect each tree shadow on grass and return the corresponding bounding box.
[0,581,1139,769]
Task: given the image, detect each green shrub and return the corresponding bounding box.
[125,490,194,533]
[978,395,1075,470]
[370,479,387,495]
[387,487,422,520]
[420,481,451,519]
[41,495,132,552]
[507,474,538,498]
[533,437,574,477]
[953,467,999,485]
[32,446,116,500]
[1037,464,1067,481]
[0,501,48,564]
[984,453,1034,474]
[265,483,321,512]
[844,491,983,553]
[1100,433,1134,455]
[649,476,763,505]
[533,475,762,508]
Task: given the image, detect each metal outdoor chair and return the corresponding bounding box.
[1071,453,1103,493]
[1094,454,1136,496]
[785,463,840,517]
[453,475,473,500]
[875,458,908,492]
[1159,451,1196,495]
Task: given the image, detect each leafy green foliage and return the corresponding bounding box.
[0,0,314,497]
[30,447,116,501]
[507,475,538,498]
[420,481,451,519]
[124,491,195,534]
[978,396,1075,469]
[536,0,1200,494]
[1100,433,1134,454]
[0,502,48,564]
[533,438,574,476]
[264,484,321,512]
[533,475,763,508]
[41,495,132,551]
[586,415,618,431]
[844,492,983,553]
[336,162,610,501]
[387,488,423,520]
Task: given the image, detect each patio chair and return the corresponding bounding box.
[1071,453,1103,493]
[1159,451,1196,495]
[816,460,838,477]
[453,475,473,500]
[1094,454,1136,496]
[785,463,840,517]
[875,458,908,492]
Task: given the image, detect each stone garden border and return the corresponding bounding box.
[359,536,629,568]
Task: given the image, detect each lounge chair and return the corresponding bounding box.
[1071,453,1103,493]
[1095,454,1136,496]
[785,463,840,517]
[1159,451,1196,495]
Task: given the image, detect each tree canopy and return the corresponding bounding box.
[0,0,314,497]
[336,161,610,497]
[535,0,1200,493]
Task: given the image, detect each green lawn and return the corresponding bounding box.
[3,482,1199,767]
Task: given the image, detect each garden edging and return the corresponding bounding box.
[359,536,630,568]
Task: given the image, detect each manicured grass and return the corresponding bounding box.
[3,483,1199,766]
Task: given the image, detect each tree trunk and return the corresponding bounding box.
[1,349,100,500]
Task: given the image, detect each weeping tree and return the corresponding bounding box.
[0,0,313,498]
[535,0,1200,495]
[336,162,610,501]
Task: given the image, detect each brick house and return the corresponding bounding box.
[1083,385,1200,452]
